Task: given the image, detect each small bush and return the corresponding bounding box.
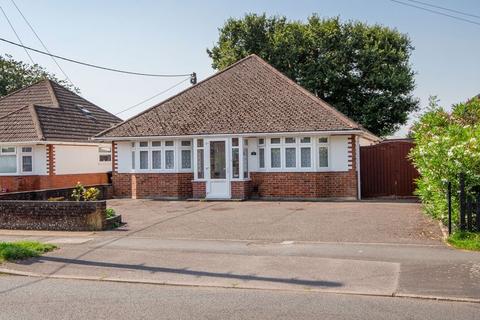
[105,208,116,218]
[71,182,85,201]
[0,241,56,263]
[83,187,100,201]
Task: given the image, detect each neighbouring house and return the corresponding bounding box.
[0,79,122,193]
[95,54,379,200]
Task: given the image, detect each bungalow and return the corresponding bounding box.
[95,54,378,200]
[0,79,121,193]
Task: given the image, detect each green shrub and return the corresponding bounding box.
[410,97,480,227]
[105,208,116,218]
[71,182,85,201]
[0,241,56,263]
[447,231,480,251]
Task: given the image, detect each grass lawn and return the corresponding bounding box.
[0,241,57,263]
[447,231,480,251]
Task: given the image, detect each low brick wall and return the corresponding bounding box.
[0,173,110,193]
[0,184,112,201]
[192,181,206,199]
[250,171,358,200]
[112,173,193,199]
[231,180,252,200]
[0,200,107,231]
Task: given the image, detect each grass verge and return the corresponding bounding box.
[447,231,480,251]
[0,241,57,263]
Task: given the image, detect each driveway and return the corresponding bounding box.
[107,199,443,244]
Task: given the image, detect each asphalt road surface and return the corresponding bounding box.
[0,275,478,320]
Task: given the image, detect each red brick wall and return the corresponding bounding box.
[192,181,206,199]
[231,180,252,200]
[0,173,109,193]
[112,173,193,199]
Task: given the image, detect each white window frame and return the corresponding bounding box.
[98,146,112,163]
[317,136,330,170]
[21,146,34,173]
[194,138,205,180]
[180,140,192,170]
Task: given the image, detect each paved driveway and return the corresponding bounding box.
[107,200,443,244]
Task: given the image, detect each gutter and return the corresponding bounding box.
[92,129,373,142]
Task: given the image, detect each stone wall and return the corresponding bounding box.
[0,200,107,231]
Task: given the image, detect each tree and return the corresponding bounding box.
[207,14,419,136]
[0,54,77,98]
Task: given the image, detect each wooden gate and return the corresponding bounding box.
[360,140,419,198]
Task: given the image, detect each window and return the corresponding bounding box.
[300,137,311,144]
[131,151,136,170]
[0,146,17,173]
[285,147,296,168]
[270,138,281,144]
[258,138,265,146]
[98,146,112,162]
[152,150,161,169]
[165,150,174,169]
[181,150,191,169]
[232,138,240,178]
[21,147,33,173]
[259,148,265,168]
[271,148,281,168]
[165,141,174,147]
[139,141,148,148]
[243,139,248,178]
[300,147,311,168]
[196,139,204,179]
[152,141,161,147]
[181,140,191,147]
[285,137,296,144]
[318,137,329,168]
[232,148,239,178]
[139,151,148,169]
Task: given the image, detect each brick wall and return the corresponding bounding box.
[0,200,106,231]
[0,184,112,201]
[112,173,193,199]
[0,173,109,193]
[231,180,252,200]
[192,181,206,199]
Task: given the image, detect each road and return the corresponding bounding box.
[0,275,478,320]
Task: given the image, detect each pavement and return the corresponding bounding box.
[0,276,479,320]
[0,200,478,302]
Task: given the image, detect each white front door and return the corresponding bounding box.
[205,139,230,199]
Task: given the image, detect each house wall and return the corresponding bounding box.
[0,143,111,193]
[55,144,112,174]
[110,134,359,200]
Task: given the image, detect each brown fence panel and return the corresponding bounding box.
[360,140,419,198]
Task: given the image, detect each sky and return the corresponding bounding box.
[1,0,479,137]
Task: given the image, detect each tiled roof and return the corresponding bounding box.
[0,80,121,143]
[98,54,370,139]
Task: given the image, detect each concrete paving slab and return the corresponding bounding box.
[44,238,94,245]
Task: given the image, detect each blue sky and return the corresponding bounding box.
[1,0,479,136]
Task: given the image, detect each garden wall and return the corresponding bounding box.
[0,200,106,231]
[0,184,112,201]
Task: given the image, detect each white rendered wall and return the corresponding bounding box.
[33,145,47,175]
[329,135,349,172]
[55,144,112,174]
[116,141,132,173]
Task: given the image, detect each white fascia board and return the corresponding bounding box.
[0,140,108,146]
[92,130,366,141]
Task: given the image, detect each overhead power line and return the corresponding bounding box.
[389,0,480,27]
[115,77,190,116]
[0,5,35,64]
[0,37,195,78]
[10,0,74,87]
[404,0,480,20]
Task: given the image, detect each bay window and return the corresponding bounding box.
[130,140,191,172]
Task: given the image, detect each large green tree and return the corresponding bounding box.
[0,54,77,98]
[207,14,419,136]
